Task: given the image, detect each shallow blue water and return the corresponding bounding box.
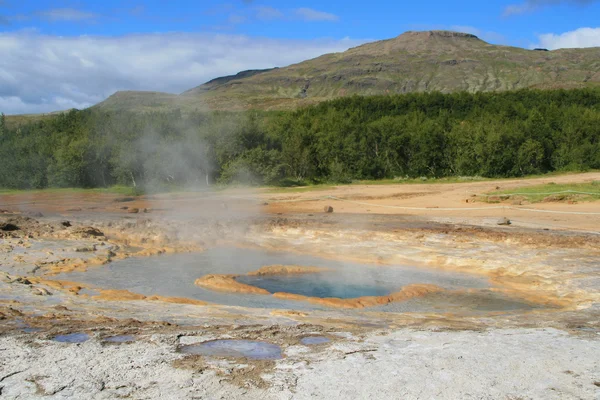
[300,336,330,345]
[56,247,540,313]
[237,273,391,298]
[179,339,282,360]
[53,333,90,343]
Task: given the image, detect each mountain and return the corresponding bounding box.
[93,30,600,112]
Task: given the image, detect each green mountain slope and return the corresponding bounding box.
[93,30,600,112]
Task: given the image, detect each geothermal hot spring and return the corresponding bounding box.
[58,247,541,313]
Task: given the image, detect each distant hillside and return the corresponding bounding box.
[92,30,600,112]
[182,68,277,96]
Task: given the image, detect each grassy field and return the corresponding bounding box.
[0,186,138,196]
[483,181,600,203]
[1,172,599,198]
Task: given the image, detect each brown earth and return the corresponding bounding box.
[2,172,598,235]
[264,172,600,233]
[195,274,271,295]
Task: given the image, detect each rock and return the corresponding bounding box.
[113,197,136,203]
[128,208,140,214]
[75,245,97,253]
[0,222,19,231]
[72,226,105,238]
[61,221,72,227]
[15,277,32,285]
[33,287,52,296]
[26,211,44,218]
[543,194,568,202]
[0,272,13,283]
[324,206,334,213]
[497,217,512,226]
[66,208,82,212]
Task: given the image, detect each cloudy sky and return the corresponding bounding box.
[1,0,600,115]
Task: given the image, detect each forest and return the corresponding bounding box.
[1,88,600,190]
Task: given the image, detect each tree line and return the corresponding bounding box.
[1,88,599,190]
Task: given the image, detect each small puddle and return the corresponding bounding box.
[53,333,90,343]
[300,336,330,345]
[179,339,283,360]
[104,335,136,343]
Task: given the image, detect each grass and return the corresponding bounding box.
[484,181,600,203]
[0,185,139,196]
[265,184,334,194]
[2,172,598,198]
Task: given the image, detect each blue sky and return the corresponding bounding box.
[3,0,600,44]
[1,0,600,114]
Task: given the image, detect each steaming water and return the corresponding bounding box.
[237,273,391,298]
[179,340,282,360]
[57,247,542,313]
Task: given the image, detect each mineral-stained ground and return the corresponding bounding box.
[1,173,599,399]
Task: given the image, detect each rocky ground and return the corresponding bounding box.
[1,174,600,399]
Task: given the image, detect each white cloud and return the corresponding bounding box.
[0,32,366,115]
[294,8,339,22]
[254,6,284,21]
[535,27,600,49]
[37,8,98,22]
[227,14,247,24]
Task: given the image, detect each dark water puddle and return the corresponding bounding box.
[53,333,90,343]
[104,335,136,343]
[237,273,390,298]
[179,339,283,360]
[300,336,330,345]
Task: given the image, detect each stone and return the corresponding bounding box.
[0,222,19,232]
[324,206,334,213]
[113,197,136,203]
[33,287,52,296]
[497,217,512,226]
[72,226,105,238]
[75,245,96,253]
[128,208,140,214]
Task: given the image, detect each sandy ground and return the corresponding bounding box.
[1,172,600,399]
